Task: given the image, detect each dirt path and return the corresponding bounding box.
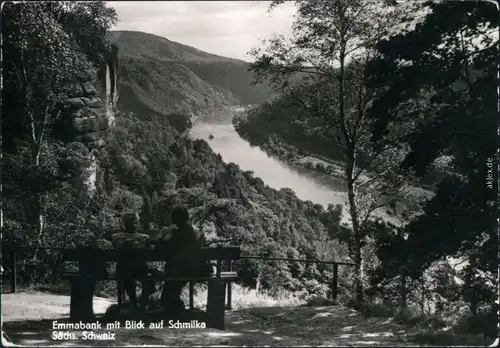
[1,292,427,346]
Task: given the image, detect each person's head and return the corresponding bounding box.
[170,205,189,227]
[122,211,140,233]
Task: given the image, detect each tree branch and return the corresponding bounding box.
[353,144,392,182]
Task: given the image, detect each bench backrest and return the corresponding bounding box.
[62,246,241,263]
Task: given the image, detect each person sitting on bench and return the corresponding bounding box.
[112,212,155,310]
[159,205,207,315]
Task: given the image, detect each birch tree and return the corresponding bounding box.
[3,2,95,260]
[3,2,117,261]
[249,0,426,306]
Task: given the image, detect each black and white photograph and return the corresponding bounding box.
[1,0,498,346]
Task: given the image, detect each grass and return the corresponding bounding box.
[11,281,305,312]
[181,283,305,310]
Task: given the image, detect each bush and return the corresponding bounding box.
[411,332,490,346]
[358,301,395,318]
[315,163,325,172]
[454,311,498,337]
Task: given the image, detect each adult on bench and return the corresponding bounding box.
[112,212,156,311]
[158,205,206,316]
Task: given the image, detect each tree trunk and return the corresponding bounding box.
[31,142,44,263]
[31,194,45,263]
[336,14,364,308]
[420,277,426,315]
[347,179,363,308]
[400,275,407,309]
[255,275,261,294]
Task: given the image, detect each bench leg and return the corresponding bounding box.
[117,281,124,306]
[206,278,226,330]
[69,279,95,321]
[226,281,232,310]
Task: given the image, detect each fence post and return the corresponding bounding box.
[331,263,338,303]
[226,262,232,310]
[117,281,123,305]
[216,244,222,277]
[189,282,194,310]
[10,247,17,293]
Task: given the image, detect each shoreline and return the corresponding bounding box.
[243,132,370,184]
[233,125,435,225]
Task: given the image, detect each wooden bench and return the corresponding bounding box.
[62,246,241,330]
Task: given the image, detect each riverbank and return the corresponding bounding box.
[190,120,350,209]
[257,135,352,181]
[193,105,247,124]
[232,111,367,181]
[232,124,434,225]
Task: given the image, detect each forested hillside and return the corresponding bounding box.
[235,94,343,163]
[117,56,238,118]
[2,2,350,302]
[113,30,276,117]
[99,111,350,296]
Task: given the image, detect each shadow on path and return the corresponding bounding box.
[4,293,479,346]
[225,305,413,346]
[3,305,421,346]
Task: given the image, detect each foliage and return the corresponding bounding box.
[5,2,495,342]
[3,2,94,154]
[3,1,118,153]
[117,56,238,117]
[3,1,351,297]
[235,100,345,162]
[232,0,497,338]
[3,140,108,284]
[96,110,350,296]
[366,0,498,338]
[2,1,117,264]
[246,0,423,307]
[47,2,118,66]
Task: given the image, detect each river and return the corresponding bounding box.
[190,110,348,210]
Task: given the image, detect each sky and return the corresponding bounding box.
[107,1,297,61]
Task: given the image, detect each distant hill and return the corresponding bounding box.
[111,31,276,118]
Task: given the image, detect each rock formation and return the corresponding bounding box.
[57,44,119,190]
[59,45,118,147]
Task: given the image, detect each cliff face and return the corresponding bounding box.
[56,45,119,190]
[58,45,119,150]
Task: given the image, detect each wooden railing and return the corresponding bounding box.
[2,246,356,308]
[238,256,356,306]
